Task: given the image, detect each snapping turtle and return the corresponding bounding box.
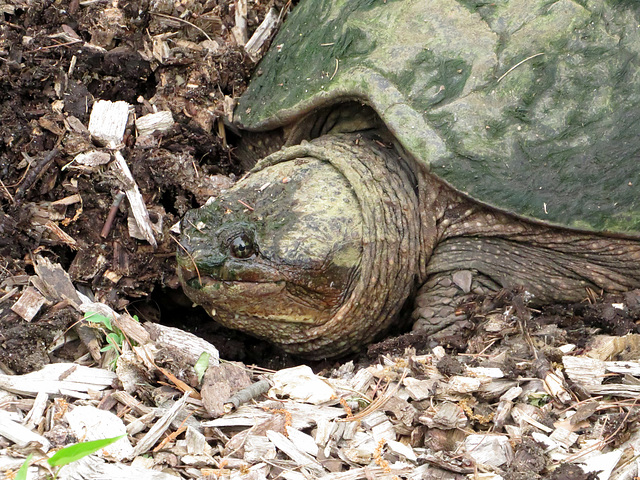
[178,0,640,358]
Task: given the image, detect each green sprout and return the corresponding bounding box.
[15,435,124,479]
[83,311,137,368]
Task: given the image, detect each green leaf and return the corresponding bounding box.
[47,435,125,467]
[528,393,551,407]
[15,454,32,480]
[194,352,210,383]
[84,311,113,331]
[105,332,122,347]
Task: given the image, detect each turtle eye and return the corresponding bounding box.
[230,233,255,259]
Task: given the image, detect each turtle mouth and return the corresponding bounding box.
[177,264,293,302]
[183,272,286,293]
[178,260,285,288]
[178,265,327,325]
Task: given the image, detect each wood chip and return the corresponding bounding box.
[265,430,325,476]
[269,365,335,404]
[145,322,220,367]
[0,410,51,452]
[0,363,116,397]
[464,434,513,467]
[110,146,157,248]
[135,110,174,137]
[10,286,47,321]
[22,390,49,430]
[232,0,247,46]
[88,100,130,145]
[131,391,191,458]
[244,7,279,62]
[66,405,133,461]
[73,150,111,166]
[203,401,345,430]
[563,356,606,387]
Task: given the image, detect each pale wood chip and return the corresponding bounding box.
[244,7,279,62]
[130,391,191,458]
[135,110,174,137]
[269,365,335,404]
[562,356,606,387]
[66,405,133,461]
[0,410,51,452]
[285,425,319,457]
[244,434,277,463]
[110,146,157,248]
[22,390,49,430]
[232,0,247,46]
[543,370,572,404]
[0,363,116,397]
[204,401,345,430]
[266,430,325,476]
[88,100,130,146]
[57,455,179,480]
[464,434,513,467]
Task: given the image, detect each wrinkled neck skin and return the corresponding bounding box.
[255,134,436,357]
[179,132,436,358]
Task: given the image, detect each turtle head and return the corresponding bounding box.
[177,151,364,355]
[178,134,425,358]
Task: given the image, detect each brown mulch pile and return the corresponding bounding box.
[2,1,640,479]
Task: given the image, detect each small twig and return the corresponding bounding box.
[340,368,408,422]
[100,191,126,238]
[330,58,339,81]
[171,234,202,286]
[150,12,213,42]
[26,39,82,53]
[0,287,18,305]
[497,52,544,83]
[0,178,14,204]
[224,378,271,413]
[237,199,254,211]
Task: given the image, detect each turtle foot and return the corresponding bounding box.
[411,270,500,344]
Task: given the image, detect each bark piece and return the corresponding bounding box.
[145,322,220,368]
[10,286,47,321]
[201,362,252,417]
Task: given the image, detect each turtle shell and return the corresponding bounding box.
[234,0,640,235]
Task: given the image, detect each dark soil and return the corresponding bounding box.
[0,0,291,373]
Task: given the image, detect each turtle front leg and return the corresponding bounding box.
[411,269,501,342]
